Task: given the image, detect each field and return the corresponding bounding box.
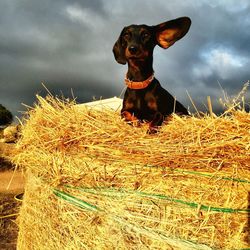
[0,143,24,250]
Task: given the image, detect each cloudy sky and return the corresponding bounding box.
[0,0,249,118]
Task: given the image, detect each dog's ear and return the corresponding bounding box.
[113,28,127,65]
[154,17,191,49]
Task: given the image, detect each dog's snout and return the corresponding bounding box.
[128,46,138,55]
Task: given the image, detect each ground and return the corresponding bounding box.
[0,192,19,250]
[0,143,24,250]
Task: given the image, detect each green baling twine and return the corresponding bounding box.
[57,186,250,214]
[54,189,100,212]
[53,189,214,250]
[53,166,250,249]
[53,163,250,214]
[53,189,250,250]
[54,163,250,214]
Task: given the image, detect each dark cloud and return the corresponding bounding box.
[0,0,249,119]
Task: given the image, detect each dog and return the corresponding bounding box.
[113,17,191,133]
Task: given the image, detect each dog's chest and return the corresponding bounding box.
[124,89,158,113]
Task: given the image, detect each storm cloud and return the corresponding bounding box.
[0,0,249,118]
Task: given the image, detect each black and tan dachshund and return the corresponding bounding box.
[113,17,191,133]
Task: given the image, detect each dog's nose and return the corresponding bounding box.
[128,46,138,55]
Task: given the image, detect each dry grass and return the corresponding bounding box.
[0,151,21,250]
[0,193,19,250]
[13,94,250,249]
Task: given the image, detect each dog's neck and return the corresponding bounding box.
[126,58,154,82]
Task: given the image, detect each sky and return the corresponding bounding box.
[0,0,249,119]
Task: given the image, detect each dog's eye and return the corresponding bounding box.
[123,32,130,40]
[142,32,150,40]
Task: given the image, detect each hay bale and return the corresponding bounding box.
[13,95,250,249]
[2,124,21,143]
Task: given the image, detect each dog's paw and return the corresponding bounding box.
[122,111,140,127]
[147,125,159,134]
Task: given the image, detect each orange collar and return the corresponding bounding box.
[124,73,154,89]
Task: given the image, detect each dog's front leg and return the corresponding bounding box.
[148,112,164,134]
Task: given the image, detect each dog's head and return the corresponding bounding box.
[113,17,191,64]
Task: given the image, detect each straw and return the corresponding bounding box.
[13,93,250,249]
